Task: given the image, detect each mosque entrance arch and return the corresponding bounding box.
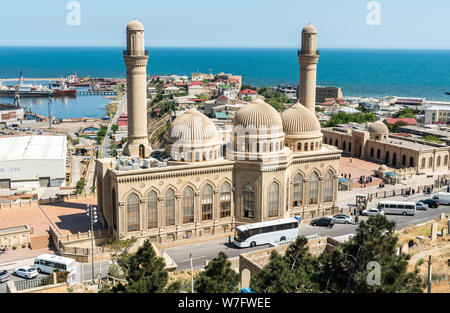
[139,145,145,159]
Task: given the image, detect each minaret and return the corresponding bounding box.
[123,19,152,158]
[298,24,319,112]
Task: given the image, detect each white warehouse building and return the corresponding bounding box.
[0,136,67,189]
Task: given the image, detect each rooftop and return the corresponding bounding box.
[0,135,67,161]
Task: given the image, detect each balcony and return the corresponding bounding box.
[298,49,320,56]
[123,50,149,56]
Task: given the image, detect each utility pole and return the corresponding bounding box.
[427,255,432,293]
[190,252,194,293]
[86,204,98,283]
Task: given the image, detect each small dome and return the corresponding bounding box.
[281,102,322,138]
[127,19,144,31]
[378,165,388,171]
[234,98,283,130]
[369,121,389,134]
[302,23,317,34]
[168,108,218,144]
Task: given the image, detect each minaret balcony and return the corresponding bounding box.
[298,49,320,56]
[123,50,149,56]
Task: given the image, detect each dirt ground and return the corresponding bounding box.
[400,219,449,293]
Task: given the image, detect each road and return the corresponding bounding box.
[165,187,450,271]
[100,94,127,158]
[0,259,111,293]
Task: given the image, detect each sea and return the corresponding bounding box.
[0,47,449,118]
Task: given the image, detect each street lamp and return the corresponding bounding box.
[86,204,98,283]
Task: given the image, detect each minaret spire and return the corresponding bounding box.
[123,19,152,158]
[298,23,319,112]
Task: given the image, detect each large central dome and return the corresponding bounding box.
[233,98,283,130]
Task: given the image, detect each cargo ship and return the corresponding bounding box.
[51,84,77,97]
[0,81,52,97]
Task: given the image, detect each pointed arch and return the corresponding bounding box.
[183,186,195,224]
[220,182,232,218]
[148,190,158,229]
[242,183,255,218]
[127,193,139,232]
[324,170,334,203]
[309,172,319,205]
[293,173,303,207]
[201,184,213,221]
[268,182,280,218]
[165,188,176,226]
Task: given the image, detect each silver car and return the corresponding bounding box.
[333,214,354,224]
[14,266,38,280]
[415,202,428,211]
[0,270,10,283]
[366,208,385,217]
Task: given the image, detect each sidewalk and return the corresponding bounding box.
[0,247,57,270]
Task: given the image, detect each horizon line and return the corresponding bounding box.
[0,45,450,51]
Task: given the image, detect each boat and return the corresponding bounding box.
[0,81,52,97]
[446,92,450,96]
[51,84,77,97]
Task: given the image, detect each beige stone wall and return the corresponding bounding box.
[96,146,341,244]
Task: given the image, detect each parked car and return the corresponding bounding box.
[415,202,429,211]
[421,198,439,208]
[432,192,450,205]
[14,266,38,280]
[362,208,385,217]
[0,270,10,283]
[333,214,354,224]
[311,217,334,228]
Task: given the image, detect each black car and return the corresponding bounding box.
[311,217,334,228]
[421,198,439,208]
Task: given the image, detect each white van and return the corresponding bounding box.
[34,254,77,275]
[377,201,416,216]
[432,192,450,205]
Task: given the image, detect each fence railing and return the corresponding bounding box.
[15,276,53,291]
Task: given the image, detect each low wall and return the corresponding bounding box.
[0,225,31,249]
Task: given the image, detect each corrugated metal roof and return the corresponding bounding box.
[0,136,67,161]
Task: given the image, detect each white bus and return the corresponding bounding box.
[34,254,77,275]
[377,201,416,216]
[234,218,299,248]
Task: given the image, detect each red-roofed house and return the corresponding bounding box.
[215,95,230,106]
[239,89,258,101]
[384,118,417,126]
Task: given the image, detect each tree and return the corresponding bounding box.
[75,179,86,195]
[106,240,179,293]
[194,252,240,293]
[243,95,253,102]
[324,112,377,127]
[387,121,407,133]
[250,236,320,293]
[396,107,418,119]
[316,215,423,293]
[112,124,119,134]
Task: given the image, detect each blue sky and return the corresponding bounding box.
[0,0,449,49]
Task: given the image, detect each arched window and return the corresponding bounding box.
[315,142,319,150]
[445,155,449,166]
[243,184,255,218]
[402,155,406,166]
[309,172,319,205]
[112,189,117,231]
[343,141,346,151]
[335,139,338,147]
[127,193,139,232]
[166,189,175,226]
[263,142,267,152]
[409,157,414,167]
[324,170,334,203]
[377,149,381,159]
[297,143,302,151]
[392,152,397,166]
[437,155,441,167]
[148,191,158,229]
[348,142,352,153]
[269,142,273,152]
[421,157,426,169]
[310,142,314,151]
[202,185,213,221]
[385,151,390,165]
[183,187,194,224]
[324,137,328,144]
[304,143,308,151]
[220,183,231,218]
[429,157,433,168]
[370,148,374,158]
[268,182,279,218]
[293,174,303,207]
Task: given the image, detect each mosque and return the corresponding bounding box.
[95,20,342,243]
